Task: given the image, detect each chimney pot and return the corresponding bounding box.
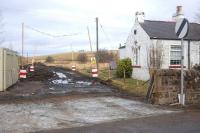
[135,12,145,23]
[172,6,184,21]
[176,6,183,15]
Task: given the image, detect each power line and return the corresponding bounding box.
[24,25,82,38]
[87,26,92,52]
[99,21,112,43]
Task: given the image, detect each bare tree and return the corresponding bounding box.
[147,40,163,70]
[77,52,87,63]
[95,49,115,63]
[45,56,54,63]
[146,40,164,101]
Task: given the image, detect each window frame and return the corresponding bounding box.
[170,45,182,65]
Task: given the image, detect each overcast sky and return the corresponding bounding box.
[0,0,199,56]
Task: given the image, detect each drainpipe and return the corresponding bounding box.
[2,49,4,91]
[188,40,190,69]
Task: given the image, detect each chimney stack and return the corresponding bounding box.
[135,12,145,23]
[172,6,184,21]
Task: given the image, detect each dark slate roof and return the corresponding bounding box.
[140,20,200,41]
[119,45,126,49]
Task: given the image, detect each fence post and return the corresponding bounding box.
[108,63,111,79]
[123,68,126,83]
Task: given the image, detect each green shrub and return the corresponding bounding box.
[116,58,132,78]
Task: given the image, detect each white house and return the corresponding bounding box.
[119,6,200,81]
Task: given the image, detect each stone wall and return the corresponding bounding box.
[151,68,200,105]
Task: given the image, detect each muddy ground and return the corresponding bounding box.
[0,63,189,133]
[0,63,141,104]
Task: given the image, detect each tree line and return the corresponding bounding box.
[45,49,117,63]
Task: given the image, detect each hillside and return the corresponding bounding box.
[34,50,118,62]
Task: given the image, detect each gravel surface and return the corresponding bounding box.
[0,96,177,133]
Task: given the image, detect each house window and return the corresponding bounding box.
[134,48,140,65]
[134,30,137,35]
[136,49,138,64]
[170,45,181,65]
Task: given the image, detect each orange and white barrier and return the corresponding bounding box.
[92,68,98,77]
[72,65,76,71]
[30,65,34,72]
[19,69,27,79]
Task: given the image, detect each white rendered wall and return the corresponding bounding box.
[125,21,151,81]
[151,39,200,69]
[120,21,200,81]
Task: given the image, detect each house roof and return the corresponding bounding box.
[119,45,126,49]
[140,20,200,41]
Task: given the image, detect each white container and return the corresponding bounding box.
[0,48,19,91]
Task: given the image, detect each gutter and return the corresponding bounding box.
[119,46,126,49]
[150,37,200,41]
[2,49,4,91]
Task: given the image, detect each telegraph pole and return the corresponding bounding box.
[27,52,28,64]
[21,23,24,67]
[87,26,92,52]
[96,17,99,70]
[70,43,74,62]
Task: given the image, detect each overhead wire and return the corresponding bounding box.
[23,24,84,57]
[99,21,112,43]
[24,25,82,38]
[99,21,119,50]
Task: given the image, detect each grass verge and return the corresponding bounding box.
[79,68,148,97]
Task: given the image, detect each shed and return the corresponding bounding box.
[0,48,19,91]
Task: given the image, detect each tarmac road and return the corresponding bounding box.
[35,110,200,133]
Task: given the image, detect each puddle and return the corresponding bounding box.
[49,87,55,90]
[54,72,67,79]
[52,79,71,84]
[0,96,178,133]
[51,71,92,87]
[65,71,75,75]
[52,80,91,86]
[76,81,92,86]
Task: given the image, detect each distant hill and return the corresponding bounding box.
[34,50,118,62]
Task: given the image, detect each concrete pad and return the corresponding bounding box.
[0,97,177,133]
